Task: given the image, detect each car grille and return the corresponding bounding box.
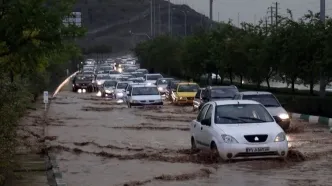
[140,100,146,103]
[234,151,278,157]
[187,97,194,100]
[244,135,268,143]
[148,100,154,102]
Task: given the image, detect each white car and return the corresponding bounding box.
[190,100,288,160]
[144,73,163,84]
[233,91,290,130]
[126,84,163,108]
[114,81,132,99]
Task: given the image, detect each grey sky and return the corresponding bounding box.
[170,0,332,25]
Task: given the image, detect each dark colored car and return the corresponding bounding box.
[72,74,94,92]
[198,85,239,110]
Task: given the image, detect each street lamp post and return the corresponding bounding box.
[180,10,187,36]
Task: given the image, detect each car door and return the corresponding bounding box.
[200,105,215,147]
[193,89,202,108]
[192,104,210,148]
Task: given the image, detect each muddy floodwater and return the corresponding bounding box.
[45,89,332,186]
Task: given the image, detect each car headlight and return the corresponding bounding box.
[147,83,152,85]
[278,113,289,120]
[97,81,102,85]
[116,92,123,96]
[221,134,238,144]
[158,87,163,91]
[274,132,286,142]
[105,90,112,93]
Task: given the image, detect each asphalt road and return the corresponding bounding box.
[45,89,332,186]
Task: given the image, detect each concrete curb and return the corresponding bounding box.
[290,113,332,129]
[45,71,78,186]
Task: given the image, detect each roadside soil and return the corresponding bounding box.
[46,90,332,186]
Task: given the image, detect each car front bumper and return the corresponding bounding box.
[175,99,194,104]
[131,102,163,107]
[216,141,288,160]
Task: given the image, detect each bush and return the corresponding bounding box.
[0,80,32,183]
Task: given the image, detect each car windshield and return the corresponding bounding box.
[132,87,159,95]
[116,83,128,89]
[103,81,117,87]
[76,76,91,81]
[109,70,120,74]
[243,94,280,107]
[157,79,171,85]
[146,74,162,80]
[177,84,199,92]
[83,71,94,75]
[211,88,238,99]
[132,73,144,77]
[214,104,274,124]
[130,79,144,83]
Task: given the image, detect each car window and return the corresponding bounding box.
[197,104,210,122]
[204,105,213,121]
[242,94,280,107]
[195,90,201,98]
[177,84,199,92]
[211,88,239,99]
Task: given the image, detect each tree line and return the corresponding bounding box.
[134,10,332,97]
[0,0,85,182]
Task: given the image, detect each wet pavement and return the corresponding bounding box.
[45,90,332,186]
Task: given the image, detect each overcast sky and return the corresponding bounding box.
[170,0,332,25]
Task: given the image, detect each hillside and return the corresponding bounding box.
[73,0,211,53]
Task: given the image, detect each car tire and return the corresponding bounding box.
[210,142,219,155]
[191,137,197,150]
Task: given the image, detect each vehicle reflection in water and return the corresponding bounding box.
[96,91,102,97]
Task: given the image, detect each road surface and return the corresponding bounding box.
[45,89,332,186]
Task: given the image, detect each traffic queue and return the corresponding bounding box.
[72,57,291,161]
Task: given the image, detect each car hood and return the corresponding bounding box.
[132,95,161,100]
[104,87,115,91]
[265,106,287,117]
[96,79,106,84]
[145,80,156,84]
[176,92,196,97]
[215,122,283,143]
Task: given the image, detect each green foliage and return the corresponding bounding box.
[134,10,332,117]
[0,0,86,183]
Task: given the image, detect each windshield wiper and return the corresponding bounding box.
[218,116,249,123]
[238,117,267,122]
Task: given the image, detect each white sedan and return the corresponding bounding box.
[190,100,288,160]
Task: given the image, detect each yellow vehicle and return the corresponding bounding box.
[172,82,200,105]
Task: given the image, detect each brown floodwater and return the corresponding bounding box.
[45,90,332,186]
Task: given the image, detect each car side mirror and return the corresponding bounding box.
[273,116,282,123]
[201,118,211,126]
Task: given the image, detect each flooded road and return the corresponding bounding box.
[46,89,332,186]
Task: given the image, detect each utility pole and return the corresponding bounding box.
[209,0,213,20]
[237,12,240,27]
[168,0,171,34]
[268,6,274,26]
[319,0,326,97]
[153,0,156,36]
[159,4,161,35]
[150,0,153,36]
[275,2,279,28]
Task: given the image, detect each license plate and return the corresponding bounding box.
[246,147,269,153]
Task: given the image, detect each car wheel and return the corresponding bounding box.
[191,137,197,150]
[210,142,219,155]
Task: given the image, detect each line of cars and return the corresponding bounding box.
[73,58,291,161]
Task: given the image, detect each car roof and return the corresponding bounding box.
[238,91,272,95]
[146,73,162,75]
[178,82,198,85]
[117,81,132,83]
[132,84,157,88]
[207,85,237,89]
[214,100,261,105]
